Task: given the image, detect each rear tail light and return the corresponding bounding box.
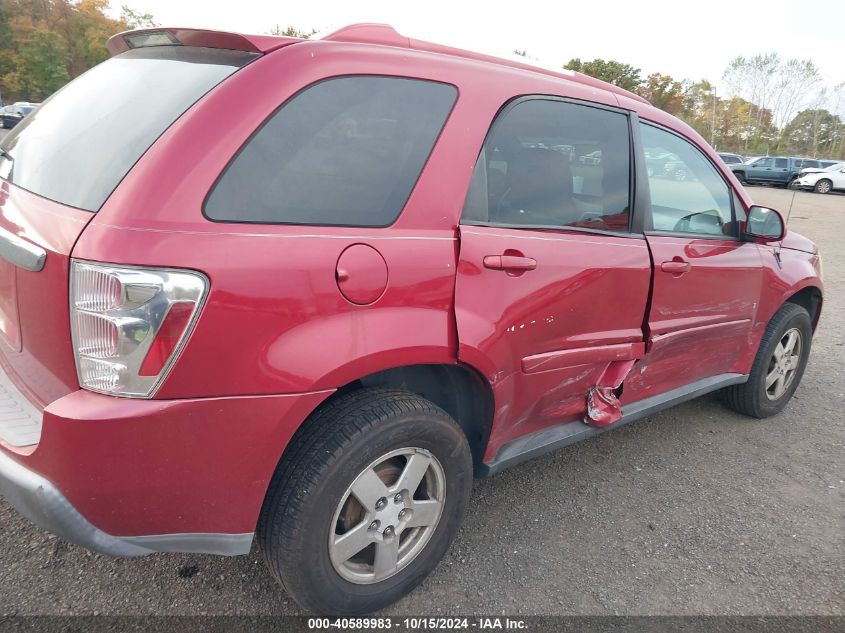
[70,261,208,398]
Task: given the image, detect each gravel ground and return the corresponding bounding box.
[0,186,843,616]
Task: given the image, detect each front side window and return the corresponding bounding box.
[753,157,773,168]
[461,98,631,232]
[641,124,734,237]
[205,76,457,226]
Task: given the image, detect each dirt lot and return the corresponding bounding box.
[0,186,843,616]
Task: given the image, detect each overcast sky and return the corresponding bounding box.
[113,0,845,93]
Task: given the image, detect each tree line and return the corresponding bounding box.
[560,55,845,160]
[0,0,153,104]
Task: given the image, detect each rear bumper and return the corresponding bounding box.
[0,369,333,556]
[0,449,249,556]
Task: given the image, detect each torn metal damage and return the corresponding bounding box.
[584,359,638,427]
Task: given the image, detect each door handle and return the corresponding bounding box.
[660,260,691,274]
[483,255,537,271]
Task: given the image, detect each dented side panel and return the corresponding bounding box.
[454,227,651,461]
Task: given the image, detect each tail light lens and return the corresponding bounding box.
[70,261,208,398]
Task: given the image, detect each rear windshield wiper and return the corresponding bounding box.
[0,147,12,163]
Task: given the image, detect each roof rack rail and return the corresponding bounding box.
[322,24,650,105]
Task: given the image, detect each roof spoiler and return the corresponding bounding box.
[106,28,301,56]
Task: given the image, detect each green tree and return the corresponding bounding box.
[15,27,69,100]
[0,0,149,103]
[782,109,843,157]
[269,25,316,38]
[120,4,155,28]
[563,57,641,91]
[637,73,684,115]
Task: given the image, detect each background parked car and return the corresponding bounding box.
[731,156,822,187]
[718,152,745,165]
[645,150,690,180]
[0,102,37,129]
[791,162,845,194]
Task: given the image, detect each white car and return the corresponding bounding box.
[792,162,845,194]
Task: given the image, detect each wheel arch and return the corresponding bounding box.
[272,361,496,483]
[815,178,833,192]
[785,285,823,331]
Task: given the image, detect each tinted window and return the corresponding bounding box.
[205,77,456,226]
[775,158,788,168]
[0,46,255,212]
[461,99,631,232]
[642,124,734,237]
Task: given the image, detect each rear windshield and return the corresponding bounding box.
[0,46,256,212]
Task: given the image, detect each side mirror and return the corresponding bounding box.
[743,205,785,242]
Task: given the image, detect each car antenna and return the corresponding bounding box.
[777,188,798,257]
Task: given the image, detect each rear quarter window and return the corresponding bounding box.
[204,76,457,227]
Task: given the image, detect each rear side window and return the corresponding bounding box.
[775,158,788,168]
[461,98,631,232]
[205,77,457,226]
[0,46,256,212]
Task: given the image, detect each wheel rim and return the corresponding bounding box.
[817,181,831,193]
[765,328,802,401]
[328,447,446,584]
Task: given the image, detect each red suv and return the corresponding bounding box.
[0,24,823,614]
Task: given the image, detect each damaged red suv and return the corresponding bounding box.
[0,24,823,614]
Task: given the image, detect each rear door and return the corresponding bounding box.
[832,165,845,189]
[624,122,763,402]
[455,97,651,453]
[772,157,790,183]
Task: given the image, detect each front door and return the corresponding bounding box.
[454,97,652,458]
[625,123,764,402]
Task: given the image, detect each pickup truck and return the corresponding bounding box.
[731,156,824,187]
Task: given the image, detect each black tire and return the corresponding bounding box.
[257,388,473,615]
[723,303,812,418]
[814,179,832,194]
[734,171,746,184]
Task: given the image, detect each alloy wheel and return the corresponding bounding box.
[329,447,446,584]
[765,328,802,401]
